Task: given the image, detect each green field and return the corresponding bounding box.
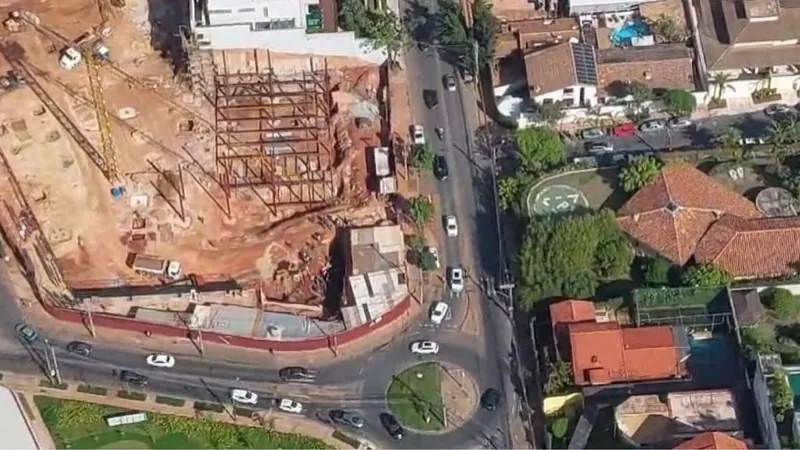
[386,362,445,431]
[34,396,329,449]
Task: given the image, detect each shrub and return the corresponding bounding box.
[117,390,146,401]
[76,385,107,396]
[551,417,570,439]
[194,401,225,413]
[155,396,186,407]
[643,258,671,285]
[544,361,574,396]
[766,288,800,320]
[682,263,731,287]
[741,325,776,354]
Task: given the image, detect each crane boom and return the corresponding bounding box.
[85,52,119,181]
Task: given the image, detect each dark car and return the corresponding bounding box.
[278,366,317,383]
[379,412,404,440]
[120,370,148,386]
[443,74,457,92]
[66,341,92,357]
[15,323,37,343]
[423,89,439,109]
[329,409,364,428]
[481,388,502,411]
[433,155,449,180]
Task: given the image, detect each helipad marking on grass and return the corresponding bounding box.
[531,184,589,215]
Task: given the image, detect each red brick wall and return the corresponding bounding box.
[43,297,411,352]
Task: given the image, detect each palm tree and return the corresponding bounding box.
[710,72,736,101]
[766,118,799,160]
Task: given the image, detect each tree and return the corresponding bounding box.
[619,156,663,192]
[643,258,672,285]
[408,196,434,226]
[536,101,565,125]
[339,0,369,34]
[710,72,736,101]
[719,127,743,153]
[741,325,776,354]
[767,118,800,159]
[765,288,800,320]
[682,263,731,287]
[594,234,633,279]
[410,144,435,172]
[649,14,687,43]
[514,127,564,172]
[662,89,697,117]
[770,370,794,422]
[629,81,653,104]
[470,0,498,69]
[497,176,522,212]
[434,0,498,74]
[361,9,407,62]
[543,361,574,395]
[551,417,570,440]
[419,251,438,271]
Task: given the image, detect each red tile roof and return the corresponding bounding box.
[569,322,686,386]
[617,165,762,264]
[550,300,596,326]
[696,215,800,279]
[673,432,748,450]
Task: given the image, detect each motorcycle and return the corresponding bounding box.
[435,127,445,140]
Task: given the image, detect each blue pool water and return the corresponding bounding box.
[611,20,651,47]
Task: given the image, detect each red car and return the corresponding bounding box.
[612,122,637,137]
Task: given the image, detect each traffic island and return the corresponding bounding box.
[387,362,478,433]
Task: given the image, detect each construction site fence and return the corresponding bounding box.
[42,297,410,352]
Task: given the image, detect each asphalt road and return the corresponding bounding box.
[568,108,778,155]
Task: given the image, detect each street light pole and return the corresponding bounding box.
[44,338,61,384]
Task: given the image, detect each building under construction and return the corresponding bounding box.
[211,50,338,210]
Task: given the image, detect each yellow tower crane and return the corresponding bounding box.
[12,12,120,182]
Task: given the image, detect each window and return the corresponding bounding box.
[562,88,574,95]
[208,8,232,13]
[562,98,575,107]
[238,7,255,12]
[262,6,269,17]
[542,98,553,105]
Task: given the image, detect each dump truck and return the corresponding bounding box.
[131,254,182,280]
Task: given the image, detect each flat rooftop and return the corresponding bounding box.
[0,387,38,449]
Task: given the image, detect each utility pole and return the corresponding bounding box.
[43,339,53,382]
[85,305,96,338]
[44,338,61,384]
[473,40,480,81]
[196,329,204,356]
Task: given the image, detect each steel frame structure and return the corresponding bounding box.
[214,51,336,206]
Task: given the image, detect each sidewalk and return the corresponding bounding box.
[2,373,348,450]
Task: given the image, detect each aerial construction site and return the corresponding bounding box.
[0,0,395,309]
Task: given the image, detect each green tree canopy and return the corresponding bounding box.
[517,210,633,308]
[434,0,498,74]
[514,127,564,172]
[643,258,672,285]
[410,144,435,172]
[543,361,574,396]
[408,196,434,226]
[770,370,794,422]
[662,89,697,117]
[649,14,687,43]
[765,288,799,320]
[338,0,406,61]
[741,325,776,355]
[619,156,663,192]
[682,263,731,287]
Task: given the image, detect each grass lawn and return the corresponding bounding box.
[34,396,329,449]
[386,362,445,431]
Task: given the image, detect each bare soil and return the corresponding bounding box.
[439,362,479,430]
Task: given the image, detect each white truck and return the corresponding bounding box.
[131,254,182,280]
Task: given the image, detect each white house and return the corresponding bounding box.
[523,38,600,108]
[569,0,661,15]
[189,0,386,63]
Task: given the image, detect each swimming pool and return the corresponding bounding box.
[788,371,800,409]
[611,19,651,47]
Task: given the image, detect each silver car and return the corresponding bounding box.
[581,128,605,140]
[668,117,693,129]
[587,141,614,154]
[639,120,665,132]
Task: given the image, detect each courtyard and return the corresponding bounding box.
[526,168,626,217]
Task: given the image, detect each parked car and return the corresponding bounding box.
[434,154,449,180]
[423,246,440,269]
[66,341,92,357]
[448,266,464,293]
[411,125,425,145]
[380,412,405,440]
[15,323,37,343]
[668,117,693,129]
[639,120,665,132]
[581,128,605,139]
[444,215,458,237]
[410,340,439,355]
[766,103,792,116]
[430,301,449,325]
[586,140,614,154]
[741,136,766,146]
[612,122,636,137]
[279,366,317,383]
[481,388,502,411]
[443,74,457,92]
[146,353,176,368]
[277,399,304,414]
[423,89,439,109]
[120,370,148,386]
[230,388,258,405]
[329,410,364,428]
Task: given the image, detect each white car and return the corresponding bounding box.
[430,301,449,325]
[586,141,614,154]
[410,340,440,355]
[423,246,440,269]
[668,117,693,129]
[230,389,259,405]
[639,120,665,133]
[411,125,425,145]
[278,398,304,414]
[444,215,458,237]
[741,136,766,146]
[581,128,605,140]
[449,267,464,293]
[145,353,175,368]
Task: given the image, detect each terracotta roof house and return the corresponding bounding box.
[523,39,599,108]
[550,299,597,359]
[673,431,748,449]
[568,321,688,386]
[695,215,800,279]
[596,44,696,98]
[617,165,762,265]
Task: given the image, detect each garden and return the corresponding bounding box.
[386,362,446,431]
[34,396,329,449]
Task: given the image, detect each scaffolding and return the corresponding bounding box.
[214,51,337,207]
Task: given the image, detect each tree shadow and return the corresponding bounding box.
[148,0,191,75]
[402,0,434,44]
[730,114,770,138]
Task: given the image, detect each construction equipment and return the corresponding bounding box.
[10,11,119,182]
